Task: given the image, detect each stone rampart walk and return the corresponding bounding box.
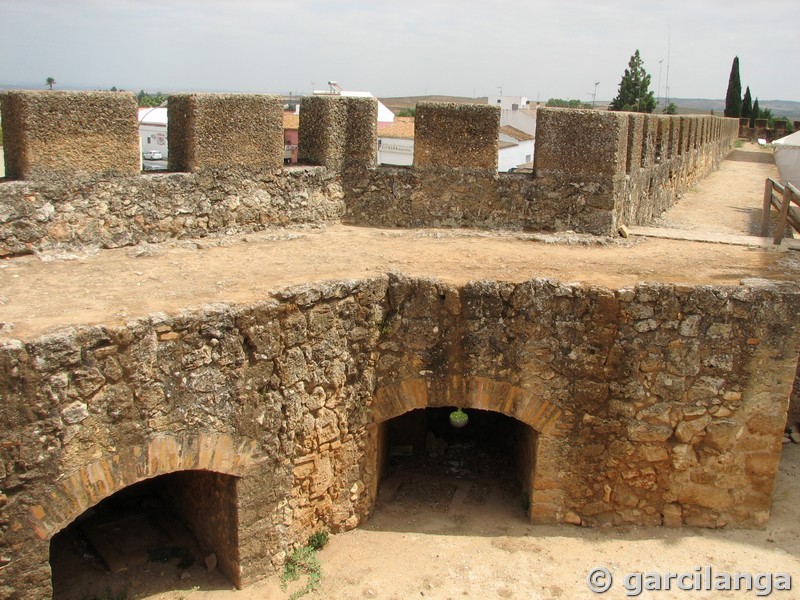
[1,143,799,342]
[630,144,798,248]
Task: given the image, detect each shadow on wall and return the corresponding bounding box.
[50,471,240,599]
[369,407,537,535]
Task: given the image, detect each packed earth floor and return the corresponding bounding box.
[2,143,800,599]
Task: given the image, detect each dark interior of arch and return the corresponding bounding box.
[374,407,538,528]
[49,470,239,599]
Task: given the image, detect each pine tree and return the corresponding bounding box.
[751,98,760,128]
[741,86,752,120]
[609,50,657,113]
[724,57,742,117]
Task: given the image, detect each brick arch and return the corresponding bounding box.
[29,431,260,541]
[370,375,569,435]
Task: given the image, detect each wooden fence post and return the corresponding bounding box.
[773,184,792,245]
[761,178,774,237]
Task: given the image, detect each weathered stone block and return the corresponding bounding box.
[641,115,659,167]
[534,108,628,179]
[168,93,283,172]
[625,113,645,173]
[674,414,712,443]
[627,420,673,442]
[662,503,683,527]
[677,482,732,511]
[297,95,377,170]
[704,419,742,450]
[1,91,139,180]
[414,102,499,170]
[745,452,778,477]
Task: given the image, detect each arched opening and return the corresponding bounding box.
[371,407,537,531]
[50,470,240,599]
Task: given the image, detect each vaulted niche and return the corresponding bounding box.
[373,407,537,528]
[50,470,239,599]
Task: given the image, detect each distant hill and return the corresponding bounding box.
[379,95,487,114]
[666,98,800,121]
[379,95,800,122]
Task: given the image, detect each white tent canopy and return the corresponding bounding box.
[773,130,800,188]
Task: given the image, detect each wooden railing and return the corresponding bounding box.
[761,178,800,244]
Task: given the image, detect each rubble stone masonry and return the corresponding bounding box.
[1,94,739,254]
[1,275,798,598]
[0,167,344,256]
[0,92,782,599]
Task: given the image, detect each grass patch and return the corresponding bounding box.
[281,531,329,599]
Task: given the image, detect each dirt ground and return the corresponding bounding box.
[1,145,798,342]
[12,143,800,599]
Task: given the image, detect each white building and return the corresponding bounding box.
[488,94,537,138]
[138,107,168,158]
[313,82,395,124]
[488,95,531,111]
[498,125,535,172]
[377,118,415,166]
[487,95,537,171]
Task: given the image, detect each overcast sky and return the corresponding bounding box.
[2,0,798,103]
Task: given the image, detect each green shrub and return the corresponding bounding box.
[307,530,329,550]
[282,545,322,600]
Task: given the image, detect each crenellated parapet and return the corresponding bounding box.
[1,91,739,255]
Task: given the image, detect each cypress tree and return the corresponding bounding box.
[724,56,742,117]
[741,86,752,120]
[751,98,760,128]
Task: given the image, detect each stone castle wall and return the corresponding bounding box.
[1,275,798,598]
[344,107,738,234]
[1,92,739,255]
[739,118,797,143]
[0,167,343,256]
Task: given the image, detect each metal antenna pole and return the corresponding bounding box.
[657,59,663,110]
[665,30,671,108]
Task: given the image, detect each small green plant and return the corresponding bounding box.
[307,529,329,550]
[734,139,745,148]
[376,313,398,335]
[281,545,322,600]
